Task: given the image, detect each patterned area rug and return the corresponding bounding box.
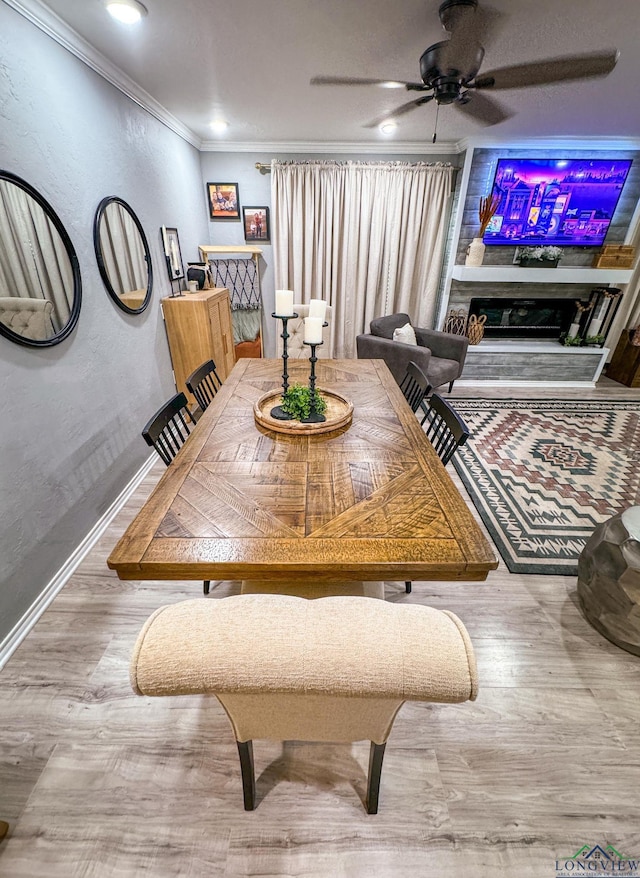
[452,399,640,575]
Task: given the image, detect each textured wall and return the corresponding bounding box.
[0,4,209,643]
[199,151,461,356]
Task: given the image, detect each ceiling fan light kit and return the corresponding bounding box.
[310,0,619,133]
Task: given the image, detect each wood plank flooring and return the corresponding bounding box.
[1,377,639,877]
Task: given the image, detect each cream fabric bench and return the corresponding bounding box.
[131,594,478,813]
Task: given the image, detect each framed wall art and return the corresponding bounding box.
[161,226,184,280]
[207,182,240,220]
[242,206,270,242]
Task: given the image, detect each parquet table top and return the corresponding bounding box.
[108,359,497,582]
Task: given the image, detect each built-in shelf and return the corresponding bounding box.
[199,244,262,260]
[451,265,634,284]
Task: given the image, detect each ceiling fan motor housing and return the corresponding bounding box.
[420,41,484,102]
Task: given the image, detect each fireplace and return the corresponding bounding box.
[468,297,575,340]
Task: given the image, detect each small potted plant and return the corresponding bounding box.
[281,383,327,422]
[516,245,563,268]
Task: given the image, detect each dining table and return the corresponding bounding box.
[107,358,497,584]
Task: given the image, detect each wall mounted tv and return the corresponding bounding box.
[483,158,632,247]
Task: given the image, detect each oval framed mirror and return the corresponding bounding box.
[93,196,153,314]
[0,170,81,348]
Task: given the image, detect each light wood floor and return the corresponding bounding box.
[1,378,639,877]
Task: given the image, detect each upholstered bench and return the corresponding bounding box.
[131,594,478,813]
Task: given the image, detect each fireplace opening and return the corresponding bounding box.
[468,297,575,340]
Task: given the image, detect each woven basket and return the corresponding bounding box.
[466,314,487,345]
[443,308,468,336]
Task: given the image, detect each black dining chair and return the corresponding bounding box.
[399,361,431,414]
[420,393,471,465]
[186,359,222,414]
[142,392,213,596]
[404,393,471,594]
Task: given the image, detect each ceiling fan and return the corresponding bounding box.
[310,0,619,132]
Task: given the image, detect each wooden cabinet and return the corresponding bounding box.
[161,288,235,406]
[606,329,640,387]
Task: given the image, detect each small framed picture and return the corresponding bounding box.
[162,227,184,279]
[243,206,270,242]
[207,182,240,220]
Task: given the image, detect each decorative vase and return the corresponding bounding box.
[465,237,486,267]
[466,314,486,345]
[186,262,213,290]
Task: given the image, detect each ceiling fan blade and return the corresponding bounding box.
[364,95,435,128]
[310,76,425,89]
[474,50,619,90]
[455,91,513,126]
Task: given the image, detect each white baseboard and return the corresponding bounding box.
[0,453,158,671]
[456,379,596,388]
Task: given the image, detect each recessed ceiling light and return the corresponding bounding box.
[105,0,148,24]
[379,121,397,135]
[209,120,229,134]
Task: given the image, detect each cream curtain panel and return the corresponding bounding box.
[271,160,455,358]
[0,180,72,332]
[99,203,147,297]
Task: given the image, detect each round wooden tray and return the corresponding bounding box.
[254,388,353,435]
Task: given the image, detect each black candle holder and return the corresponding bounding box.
[270,311,298,420]
[166,256,184,297]
[302,339,326,423]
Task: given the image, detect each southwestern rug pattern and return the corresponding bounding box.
[451,399,640,575]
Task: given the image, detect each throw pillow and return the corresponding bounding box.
[393,323,417,346]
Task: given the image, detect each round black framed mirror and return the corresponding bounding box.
[93,196,153,314]
[0,170,81,348]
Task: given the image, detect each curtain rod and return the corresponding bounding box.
[255,162,460,174]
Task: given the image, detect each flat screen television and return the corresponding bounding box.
[482,158,632,247]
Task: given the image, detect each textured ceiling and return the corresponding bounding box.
[36,0,640,147]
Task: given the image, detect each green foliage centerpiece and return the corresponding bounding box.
[281,383,327,421]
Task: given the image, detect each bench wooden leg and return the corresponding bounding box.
[237,740,256,810]
[366,742,386,814]
[203,580,210,595]
[405,581,412,593]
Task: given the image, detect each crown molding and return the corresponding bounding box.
[4,0,202,149]
[199,139,465,155]
[11,1,638,159]
[458,134,640,152]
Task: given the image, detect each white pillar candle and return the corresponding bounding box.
[308,298,327,322]
[304,316,323,344]
[275,289,294,316]
[568,322,581,338]
[587,318,602,337]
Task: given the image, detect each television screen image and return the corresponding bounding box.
[483,158,632,247]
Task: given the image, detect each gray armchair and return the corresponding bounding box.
[356,313,468,392]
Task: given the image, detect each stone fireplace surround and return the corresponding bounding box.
[439,146,640,386]
[443,260,634,386]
